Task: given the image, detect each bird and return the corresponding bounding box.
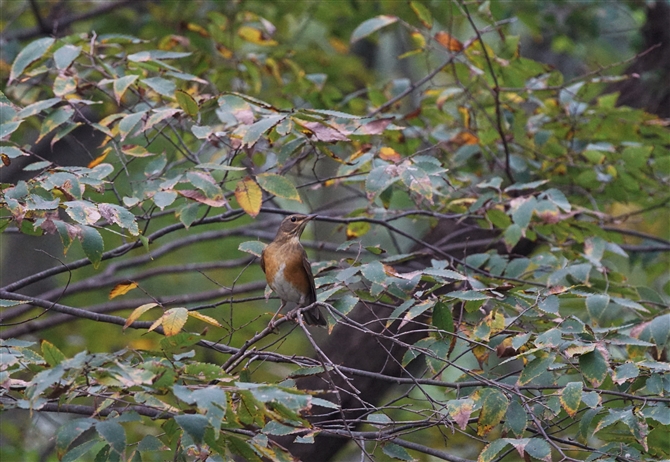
[260,214,326,327]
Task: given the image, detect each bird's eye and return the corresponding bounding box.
[290,216,297,222]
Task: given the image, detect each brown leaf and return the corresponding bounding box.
[177,189,227,207]
[356,118,393,135]
[294,119,350,142]
[450,131,478,146]
[435,31,463,52]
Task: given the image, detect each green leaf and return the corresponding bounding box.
[581,390,601,408]
[142,77,176,98]
[366,413,393,426]
[351,15,398,43]
[409,1,432,28]
[242,115,285,147]
[503,223,522,248]
[487,208,511,229]
[238,240,266,257]
[186,171,224,200]
[54,45,82,70]
[525,438,552,461]
[113,75,139,104]
[478,439,509,462]
[505,180,549,192]
[16,97,62,118]
[227,436,263,462]
[382,442,414,461]
[649,314,670,350]
[95,421,126,456]
[578,408,599,441]
[174,414,208,445]
[332,294,359,316]
[579,349,609,387]
[477,388,508,436]
[159,332,201,352]
[517,354,555,386]
[9,37,55,83]
[360,261,386,284]
[586,294,610,325]
[262,421,301,436]
[56,418,96,458]
[37,106,74,142]
[136,435,166,452]
[537,295,559,315]
[0,121,23,138]
[0,146,28,159]
[505,399,527,437]
[98,203,139,235]
[41,340,66,367]
[152,191,177,210]
[447,290,490,301]
[127,50,191,62]
[256,173,301,202]
[61,440,103,462]
[118,111,148,141]
[177,202,200,228]
[613,362,639,385]
[175,90,199,117]
[559,382,582,417]
[423,268,467,281]
[432,300,454,334]
[511,196,537,230]
[288,365,331,378]
[79,225,104,268]
[365,165,400,199]
[53,75,76,97]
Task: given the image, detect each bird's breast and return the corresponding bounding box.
[263,241,310,304]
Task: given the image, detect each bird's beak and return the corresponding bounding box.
[306,214,317,222]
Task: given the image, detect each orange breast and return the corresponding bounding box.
[262,240,313,305]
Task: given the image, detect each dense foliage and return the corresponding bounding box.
[1,1,669,461]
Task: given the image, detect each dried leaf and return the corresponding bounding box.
[435,31,463,52]
[109,281,138,300]
[124,303,159,329]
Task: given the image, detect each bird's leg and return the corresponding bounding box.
[268,301,286,329]
[286,304,305,322]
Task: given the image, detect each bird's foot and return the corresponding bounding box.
[285,308,301,323]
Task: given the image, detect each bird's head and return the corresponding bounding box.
[276,214,316,240]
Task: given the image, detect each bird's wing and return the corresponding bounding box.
[301,249,317,304]
[260,248,266,274]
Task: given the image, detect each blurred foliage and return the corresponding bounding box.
[1,1,669,461]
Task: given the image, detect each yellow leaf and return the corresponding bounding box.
[238,26,277,46]
[147,315,164,333]
[457,106,470,129]
[162,308,189,336]
[379,146,401,163]
[329,37,349,54]
[88,147,111,168]
[110,281,138,300]
[124,302,158,329]
[450,131,479,146]
[235,177,262,217]
[188,310,222,327]
[347,143,372,162]
[434,31,463,52]
[216,43,233,59]
[346,221,370,239]
[187,23,210,37]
